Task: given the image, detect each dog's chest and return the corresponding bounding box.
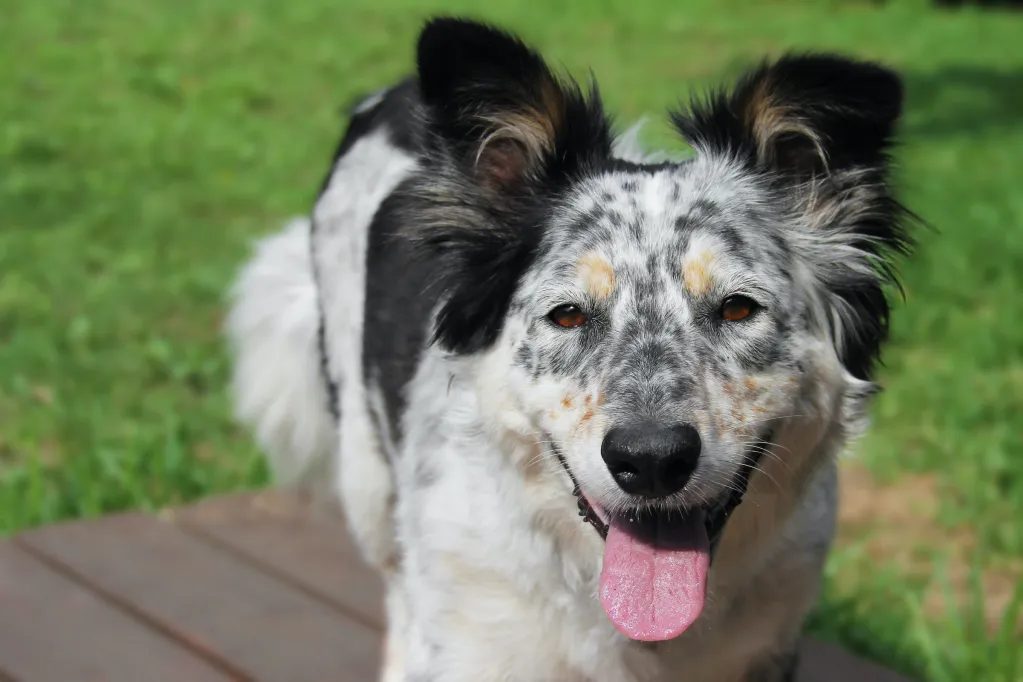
[400,464,764,682]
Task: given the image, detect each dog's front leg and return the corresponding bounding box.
[379,579,408,682]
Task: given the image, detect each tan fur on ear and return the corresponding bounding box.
[745,78,828,172]
[473,75,567,187]
[476,110,554,168]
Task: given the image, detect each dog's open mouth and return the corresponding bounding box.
[555,432,773,643]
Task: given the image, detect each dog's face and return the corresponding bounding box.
[407,18,909,637]
[410,17,907,506]
[502,162,820,516]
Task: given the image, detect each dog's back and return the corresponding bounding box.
[227,80,425,567]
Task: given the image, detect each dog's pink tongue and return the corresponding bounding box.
[599,511,709,642]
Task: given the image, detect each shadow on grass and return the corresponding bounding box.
[903,68,1023,139]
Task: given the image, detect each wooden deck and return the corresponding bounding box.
[0,491,911,681]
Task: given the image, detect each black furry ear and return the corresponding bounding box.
[417,17,610,193]
[406,19,612,356]
[673,54,903,178]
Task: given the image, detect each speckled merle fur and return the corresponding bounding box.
[227,16,917,682]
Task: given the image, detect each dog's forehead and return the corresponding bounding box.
[545,161,775,270]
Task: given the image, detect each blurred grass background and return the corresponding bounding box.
[1,0,1021,679]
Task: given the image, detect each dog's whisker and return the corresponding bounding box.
[735,461,784,493]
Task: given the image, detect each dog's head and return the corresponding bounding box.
[406,18,911,641]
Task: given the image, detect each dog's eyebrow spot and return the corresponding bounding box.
[577,252,616,300]
[681,246,718,296]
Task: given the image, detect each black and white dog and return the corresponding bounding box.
[227,17,914,681]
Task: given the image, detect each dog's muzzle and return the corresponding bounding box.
[553,430,775,558]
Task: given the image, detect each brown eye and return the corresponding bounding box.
[720,295,758,322]
[549,304,588,329]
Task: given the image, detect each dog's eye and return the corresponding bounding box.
[548,304,588,329]
[720,295,759,322]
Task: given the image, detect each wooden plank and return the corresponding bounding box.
[0,542,229,682]
[173,490,384,629]
[798,637,913,682]
[16,512,382,682]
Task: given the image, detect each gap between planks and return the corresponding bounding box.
[175,512,384,633]
[13,536,255,681]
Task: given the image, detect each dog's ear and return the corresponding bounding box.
[408,19,611,355]
[417,17,610,193]
[675,55,913,381]
[673,54,903,179]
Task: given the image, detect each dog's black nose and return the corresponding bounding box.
[601,423,701,498]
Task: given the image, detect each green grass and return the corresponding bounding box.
[1,0,1021,678]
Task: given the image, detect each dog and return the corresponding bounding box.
[226,17,914,682]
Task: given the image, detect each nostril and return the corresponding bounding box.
[608,461,640,479]
[663,458,693,485]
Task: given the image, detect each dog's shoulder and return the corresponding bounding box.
[348,77,422,150]
[317,77,423,196]
[343,79,436,442]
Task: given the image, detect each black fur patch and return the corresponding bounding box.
[315,79,428,425]
[362,189,438,442]
[672,54,903,175]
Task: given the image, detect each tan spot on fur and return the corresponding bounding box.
[597,392,608,406]
[743,377,758,392]
[681,249,716,296]
[836,464,1023,634]
[584,395,592,405]
[715,413,727,435]
[561,395,574,409]
[722,381,735,396]
[577,252,616,300]
[539,75,566,131]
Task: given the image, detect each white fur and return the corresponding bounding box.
[226,217,336,488]
[312,129,418,568]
